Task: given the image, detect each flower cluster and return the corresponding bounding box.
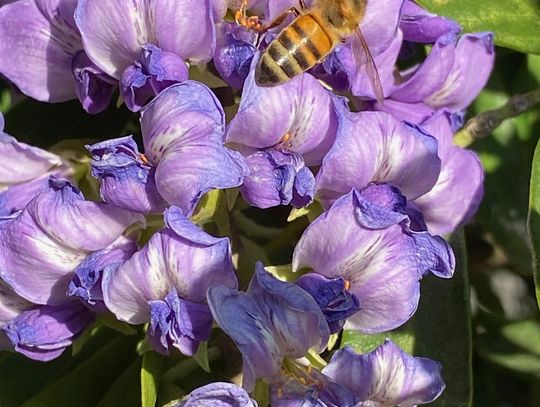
[0,0,492,405]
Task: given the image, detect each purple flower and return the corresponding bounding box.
[90,82,247,215]
[67,236,137,312]
[293,189,454,333]
[322,341,445,406]
[207,263,330,391]
[412,111,484,235]
[177,382,257,407]
[316,110,441,209]
[87,136,166,214]
[103,206,237,356]
[0,0,115,113]
[241,149,315,209]
[0,178,143,305]
[2,300,93,361]
[0,117,70,215]
[76,0,216,109]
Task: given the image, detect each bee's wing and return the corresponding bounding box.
[351,26,385,103]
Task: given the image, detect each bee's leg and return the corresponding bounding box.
[299,0,307,9]
[255,7,301,47]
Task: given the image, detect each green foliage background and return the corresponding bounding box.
[1,0,540,406]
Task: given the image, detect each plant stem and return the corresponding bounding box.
[455,86,540,147]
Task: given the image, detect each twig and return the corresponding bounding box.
[455,87,540,147]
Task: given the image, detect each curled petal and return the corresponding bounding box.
[400,0,461,43]
[148,288,213,356]
[104,206,237,324]
[0,0,80,102]
[240,149,315,209]
[0,279,33,324]
[322,342,445,406]
[360,0,405,56]
[316,111,441,207]
[2,301,94,361]
[0,179,143,305]
[226,56,340,166]
[426,32,495,111]
[88,136,166,213]
[67,236,137,312]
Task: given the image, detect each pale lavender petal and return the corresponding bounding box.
[104,206,237,324]
[316,111,441,207]
[178,382,257,407]
[76,0,214,78]
[293,190,453,333]
[413,112,484,235]
[360,0,405,55]
[323,342,445,406]
[0,131,63,185]
[0,279,33,324]
[400,0,461,43]
[67,236,137,312]
[426,32,495,111]
[0,179,143,305]
[0,0,80,101]
[226,56,340,166]
[375,99,435,125]
[390,32,457,103]
[0,174,61,216]
[2,301,94,361]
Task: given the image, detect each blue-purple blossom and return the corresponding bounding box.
[103,206,237,355]
[2,300,93,361]
[90,82,248,215]
[0,178,143,305]
[176,382,257,407]
[293,188,454,333]
[207,263,330,391]
[322,341,445,406]
[0,0,115,113]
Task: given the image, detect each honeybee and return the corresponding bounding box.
[239,0,384,101]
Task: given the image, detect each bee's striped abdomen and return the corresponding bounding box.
[255,13,335,86]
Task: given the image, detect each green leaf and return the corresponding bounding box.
[141,351,167,407]
[528,138,540,309]
[411,230,472,407]
[341,326,415,354]
[476,319,540,378]
[19,335,139,407]
[192,342,211,373]
[416,0,540,54]
[97,359,142,407]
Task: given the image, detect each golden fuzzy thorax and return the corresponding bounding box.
[312,0,368,38]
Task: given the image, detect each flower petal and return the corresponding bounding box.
[322,342,445,406]
[400,0,461,43]
[0,0,80,101]
[179,382,257,407]
[104,207,237,324]
[316,111,441,207]
[76,0,214,78]
[0,179,143,305]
